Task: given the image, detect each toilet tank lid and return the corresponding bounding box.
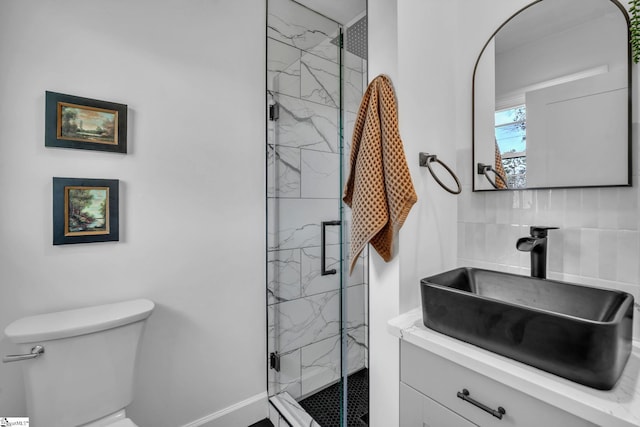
[4,299,155,343]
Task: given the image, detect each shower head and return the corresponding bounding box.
[331,15,368,60]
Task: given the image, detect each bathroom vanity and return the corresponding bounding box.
[389,308,640,427]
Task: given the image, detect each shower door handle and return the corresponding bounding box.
[321,220,341,276]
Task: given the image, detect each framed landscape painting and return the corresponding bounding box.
[45,92,127,153]
[53,177,119,245]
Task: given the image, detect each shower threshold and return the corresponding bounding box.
[270,369,369,427]
[269,392,321,427]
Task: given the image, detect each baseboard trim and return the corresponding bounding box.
[181,391,268,427]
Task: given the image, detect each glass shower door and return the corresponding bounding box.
[266,0,368,425]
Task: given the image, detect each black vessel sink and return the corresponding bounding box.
[421,267,634,390]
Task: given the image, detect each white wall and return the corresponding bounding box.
[368,1,461,425]
[397,0,460,314]
[0,1,267,426]
[367,1,400,426]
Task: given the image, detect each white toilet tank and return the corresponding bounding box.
[4,299,154,427]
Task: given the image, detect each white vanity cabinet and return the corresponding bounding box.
[401,382,477,427]
[400,341,596,427]
[391,309,640,427]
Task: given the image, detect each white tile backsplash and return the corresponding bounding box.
[581,188,600,228]
[619,186,639,231]
[547,189,566,221]
[472,223,486,262]
[597,188,619,229]
[547,227,564,274]
[457,222,467,259]
[564,189,582,227]
[495,191,514,225]
[617,230,640,284]
[598,230,618,281]
[484,192,498,224]
[470,191,487,223]
[579,228,599,278]
[563,228,582,275]
[520,191,535,225]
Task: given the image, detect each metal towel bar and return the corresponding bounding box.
[419,152,461,194]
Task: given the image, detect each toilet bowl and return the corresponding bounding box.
[3,299,154,427]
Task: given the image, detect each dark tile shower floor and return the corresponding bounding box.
[299,368,369,427]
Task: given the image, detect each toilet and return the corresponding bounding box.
[3,299,154,427]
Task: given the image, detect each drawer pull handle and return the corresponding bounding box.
[457,388,506,420]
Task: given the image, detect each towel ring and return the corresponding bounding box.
[419,152,462,195]
[477,163,508,189]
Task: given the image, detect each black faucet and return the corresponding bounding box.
[516,226,558,279]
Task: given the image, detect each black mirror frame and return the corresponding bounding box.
[471,0,632,192]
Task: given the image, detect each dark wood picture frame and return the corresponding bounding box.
[45,91,127,153]
[53,177,119,245]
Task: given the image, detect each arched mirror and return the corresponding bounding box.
[473,0,631,191]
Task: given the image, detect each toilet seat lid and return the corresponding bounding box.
[109,419,137,427]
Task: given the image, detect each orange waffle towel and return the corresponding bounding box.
[494,139,507,189]
[343,75,417,274]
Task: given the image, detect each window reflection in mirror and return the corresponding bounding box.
[495,106,526,188]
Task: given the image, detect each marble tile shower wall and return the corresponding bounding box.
[456,128,640,340]
[267,0,368,400]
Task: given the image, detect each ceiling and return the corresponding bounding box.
[293,0,366,24]
[496,0,623,54]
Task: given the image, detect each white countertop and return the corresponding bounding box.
[389,308,640,427]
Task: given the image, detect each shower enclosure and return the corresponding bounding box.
[266,0,368,425]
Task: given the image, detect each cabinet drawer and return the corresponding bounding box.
[401,341,596,427]
[401,382,477,427]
